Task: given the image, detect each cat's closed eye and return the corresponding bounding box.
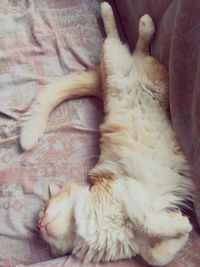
[38,205,47,218]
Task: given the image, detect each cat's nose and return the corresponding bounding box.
[37,219,44,229]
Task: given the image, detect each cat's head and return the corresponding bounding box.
[37,182,78,256]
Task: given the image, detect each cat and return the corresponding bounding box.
[20,2,194,266]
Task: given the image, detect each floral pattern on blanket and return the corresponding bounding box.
[0,1,200,267]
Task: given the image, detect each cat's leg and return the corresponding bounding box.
[135,14,155,55]
[20,70,101,151]
[101,2,119,38]
[140,234,189,266]
[135,15,168,106]
[101,2,132,76]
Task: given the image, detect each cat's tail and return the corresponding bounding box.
[20,69,101,151]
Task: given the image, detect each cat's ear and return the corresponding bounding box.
[48,182,63,197]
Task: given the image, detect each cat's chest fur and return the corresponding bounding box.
[97,65,183,191]
[105,63,168,137]
[101,66,175,164]
[73,190,139,262]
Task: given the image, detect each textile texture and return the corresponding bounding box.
[0,0,200,267]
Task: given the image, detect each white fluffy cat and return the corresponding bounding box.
[20,2,194,266]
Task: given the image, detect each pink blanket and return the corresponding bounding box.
[0,1,199,266]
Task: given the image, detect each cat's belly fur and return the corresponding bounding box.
[96,74,189,192]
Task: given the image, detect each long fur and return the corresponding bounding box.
[20,2,194,266]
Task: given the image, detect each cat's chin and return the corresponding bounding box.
[39,226,76,257]
[39,229,49,242]
[39,226,57,243]
[42,234,72,257]
[40,227,57,239]
[49,240,74,257]
[48,243,65,257]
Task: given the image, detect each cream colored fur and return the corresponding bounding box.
[20,2,194,266]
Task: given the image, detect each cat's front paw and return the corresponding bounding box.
[139,14,155,39]
[141,234,189,266]
[20,108,46,150]
[146,210,192,239]
[172,213,192,235]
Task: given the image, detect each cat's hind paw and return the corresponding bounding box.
[101,2,113,18]
[101,2,115,26]
[139,14,155,40]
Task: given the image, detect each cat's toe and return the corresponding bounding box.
[139,14,155,39]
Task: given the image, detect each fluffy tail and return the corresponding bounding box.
[20,69,101,151]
